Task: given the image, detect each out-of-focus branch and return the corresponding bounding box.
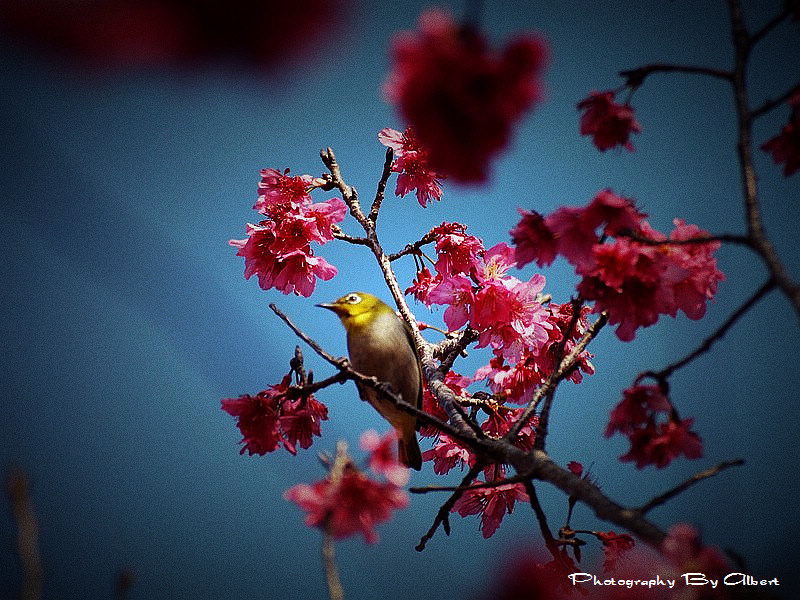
[727,0,800,318]
[7,468,43,600]
[114,569,135,600]
[751,82,800,119]
[319,441,349,600]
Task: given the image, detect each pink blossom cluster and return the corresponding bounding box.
[229,168,346,297]
[452,464,529,539]
[577,90,642,152]
[407,222,555,363]
[221,375,328,456]
[474,301,596,405]
[378,126,444,207]
[510,190,725,341]
[383,8,547,183]
[605,384,703,469]
[761,90,800,177]
[284,430,409,543]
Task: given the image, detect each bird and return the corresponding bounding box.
[317,292,423,470]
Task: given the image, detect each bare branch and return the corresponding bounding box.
[619,63,732,88]
[752,82,800,120]
[368,147,394,223]
[415,461,486,551]
[635,459,745,515]
[652,278,775,380]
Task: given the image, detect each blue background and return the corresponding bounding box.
[2,1,799,598]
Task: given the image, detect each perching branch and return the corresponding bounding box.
[315,148,679,552]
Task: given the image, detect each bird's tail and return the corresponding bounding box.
[398,435,422,471]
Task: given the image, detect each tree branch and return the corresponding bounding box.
[634,459,745,515]
[648,278,775,380]
[619,63,732,88]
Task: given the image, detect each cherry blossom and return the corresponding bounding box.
[384,8,546,182]
[221,376,328,456]
[379,126,444,206]
[284,464,408,544]
[760,91,800,176]
[577,90,642,151]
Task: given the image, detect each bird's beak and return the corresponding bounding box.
[315,302,340,314]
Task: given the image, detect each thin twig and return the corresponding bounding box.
[415,461,486,551]
[410,471,531,494]
[752,82,800,120]
[368,148,394,223]
[270,303,344,368]
[524,480,562,561]
[652,278,775,379]
[634,459,745,515]
[619,63,732,88]
[506,312,608,441]
[387,229,439,261]
[749,4,794,46]
[332,227,370,246]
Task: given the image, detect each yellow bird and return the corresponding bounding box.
[317,292,423,470]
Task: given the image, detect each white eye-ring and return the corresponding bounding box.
[347,293,362,304]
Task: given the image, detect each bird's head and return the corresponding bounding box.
[316,292,394,331]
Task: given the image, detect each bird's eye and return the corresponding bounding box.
[347,293,362,304]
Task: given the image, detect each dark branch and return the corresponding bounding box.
[619,63,732,88]
[368,147,394,223]
[415,461,486,551]
[652,278,775,379]
[634,459,745,515]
